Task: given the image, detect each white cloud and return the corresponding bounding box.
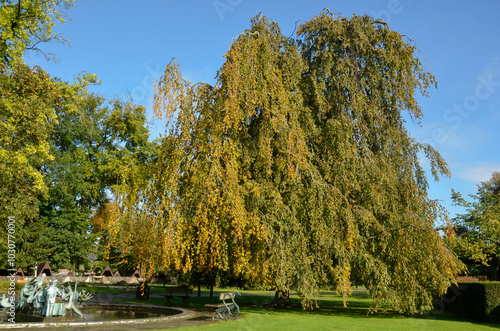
[454,162,500,183]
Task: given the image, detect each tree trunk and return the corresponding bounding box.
[271,289,290,308]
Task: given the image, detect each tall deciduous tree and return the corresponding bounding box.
[96,100,155,273]
[1,0,155,271]
[0,0,75,64]
[449,172,500,280]
[0,0,75,269]
[0,63,63,226]
[0,62,152,270]
[37,89,152,270]
[295,12,460,312]
[0,0,75,223]
[112,12,461,313]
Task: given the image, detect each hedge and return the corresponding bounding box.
[442,281,500,324]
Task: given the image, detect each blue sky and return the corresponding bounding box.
[25,0,500,220]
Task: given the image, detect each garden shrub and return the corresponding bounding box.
[443,281,500,323]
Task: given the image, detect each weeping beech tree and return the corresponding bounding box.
[109,11,462,313]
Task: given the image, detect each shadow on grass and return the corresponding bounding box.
[119,292,393,319]
[115,291,500,329]
[241,296,401,320]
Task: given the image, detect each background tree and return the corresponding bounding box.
[37,90,152,270]
[0,0,75,64]
[0,65,152,270]
[98,100,155,274]
[0,63,62,223]
[1,0,156,272]
[449,172,500,280]
[0,0,75,224]
[103,135,157,276]
[0,0,75,269]
[0,63,67,270]
[91,201,125,272]
[108,12,462,314]
[35,76,103,270]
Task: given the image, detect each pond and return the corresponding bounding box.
[80,306,179,321]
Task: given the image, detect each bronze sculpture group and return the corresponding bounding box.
[1,265,92,318]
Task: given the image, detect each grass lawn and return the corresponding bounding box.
[176,310,499,331]
[2,282,497,330]
[116,289,500,331]
[77,284,135,295]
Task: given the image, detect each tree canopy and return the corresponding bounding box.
[0,62,152,270]
[0,0,153,272]
[0,0,463,314]
[449,172,500,280]
[0,0,75,224]
[0,0,75,64]
[108,12,462,314]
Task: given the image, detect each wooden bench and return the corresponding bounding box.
[160,287,192,306]
[205,292,241,321]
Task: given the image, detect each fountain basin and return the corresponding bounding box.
[0,303,193,328]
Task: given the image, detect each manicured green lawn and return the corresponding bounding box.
[117,289,499,331]
[77,284,135,295]
[5,282,495,330]
[176,310,499,331]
